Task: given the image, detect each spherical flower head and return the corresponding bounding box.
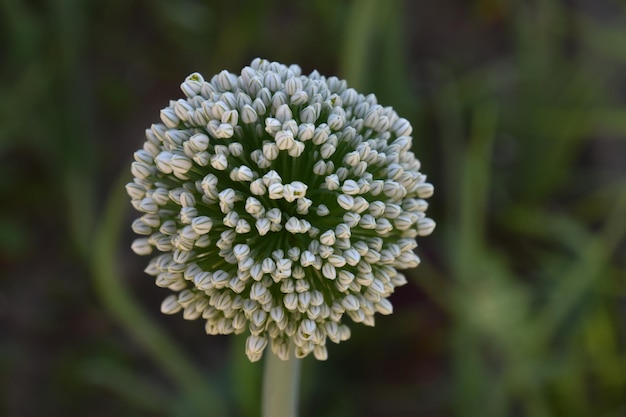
[128,58,435,362]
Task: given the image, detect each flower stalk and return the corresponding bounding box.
[262,352,301,417]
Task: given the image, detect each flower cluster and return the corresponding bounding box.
[128,58,435,362]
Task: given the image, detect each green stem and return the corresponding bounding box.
[262,352,302,417]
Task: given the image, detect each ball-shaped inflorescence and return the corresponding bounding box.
[128,58,435,362]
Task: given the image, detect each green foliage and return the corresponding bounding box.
[1,0,624,416]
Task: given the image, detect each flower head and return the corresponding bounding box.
[128,58,435,362]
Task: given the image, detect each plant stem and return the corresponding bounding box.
[262,352,302,417]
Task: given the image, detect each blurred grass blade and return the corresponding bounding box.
[80,357,175,415]
[457,100,498,271]
[539,188,626,340]
[338,0,379,89]
[91,171,227,416]
[450,100,499,417]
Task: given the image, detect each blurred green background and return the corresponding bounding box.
[1,0,625,416]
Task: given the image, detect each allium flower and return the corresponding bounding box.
[128,58,435,362]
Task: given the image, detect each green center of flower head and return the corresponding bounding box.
[128,58,435,362]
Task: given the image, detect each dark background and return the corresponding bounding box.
[1,0,625,416]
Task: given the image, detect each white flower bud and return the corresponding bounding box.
[338,325,351,341]
[181,72,204,97]
[131,238,152,255]
[313,345,328,361]
[233,244,250,261]
[358,214,376,230]
[131,218,152,235]
[173,100,193,121]
[416,182,434,198]
[384,204,402,219]
[285,217,306,234]
[316,204,330,216]
[363,106,382,129]
[375,218,394,234]
[263,142,280,160]
[275,104,293,123]
[154,151,173,174]
[275,130,295,150]
[161,294,182,314]
[339,87,358,105]
[417,217,436,236]
[139,197,159,214]
[322,262,337,280]
[286,181,307,201]
[284,292,299,311]
[179,192,196,208]
[327,112,344,131]
[189,133,209,152]
[221,109,239,126]
[160,108,179,128]
[134,149,153,165]
[268,183,284,199]
[310,123,328,145]
[300,250,316,267]
[300,105,318,123]
[126,182,146,200]
[236,165,254,181]
[235,219,251,234]
[171,154,192,178]
[349,196,368,213]
[284,77,302,95]
[265,117,282,134]
[335,223,351,239]
[241,104,258,124]
[180,207,198,224]
[319,229,336,246]
[216,70,237,91]
[341,179,360,195]
[251,97,266,116]
[335,193,356,211]
[341,294,360,311]
[296,197,312,215]
[141,214,160,229]
[262,170,282,185]
[255,218,271,236]
[298,292,311,312]
[250,178,266,196]
[298,123,315,141]
[343,248,361,266]
[244,197,262,215]
[263,71,281,92]
[343,212,360,228]
[299,319,316,338]
[215,123,234,138]
[287,140,305,157]
[392,117,412,136]
[312,160,326,176]
[210,153,228,171]
[393,214,414,230]
[245,335,267,362]
[320,143,335,159]
[325,174,340,190]
[265,208,281,224]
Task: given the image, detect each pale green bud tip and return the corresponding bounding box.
[128,58,435,362]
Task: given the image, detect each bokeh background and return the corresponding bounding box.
[2,0,625,416]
